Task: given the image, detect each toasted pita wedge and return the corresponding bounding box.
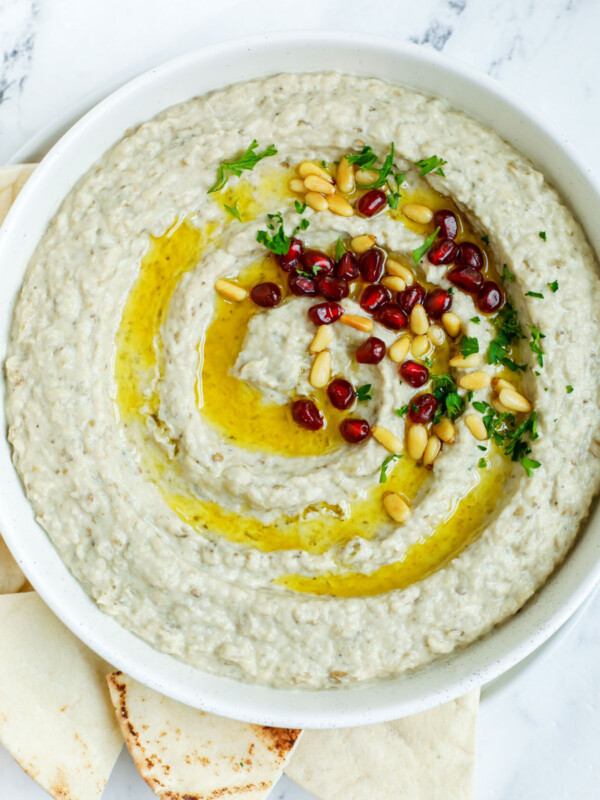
[0,163,36,225]
[107,671,301,799]
[0,535,27,593]
[285,690,479,800]
[0,593,123,799]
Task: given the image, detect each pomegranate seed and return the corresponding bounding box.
[318,276,349,301]
[288,273,317,296]
[408,393,439,424]
[358,248,385,283]
[291,398,324,431]
[357,189,387,217]
[277,237,303,272]
[250,282,282,308]
[340,418,371,443]
[456,242,484,270]
[399,360,429,388]
[360,284,391,313]
[433,210,458,240]
[308,302,344,325]
[356,336,386,364]
[424,288,453,319]
[374,303,408,331]
[398,284,426,315]
[335,252,360,281]
[476,281,503,314]
[301,250,334,276]
[447,265,484,295]
[427,239,458,265]
[327,378,355,410]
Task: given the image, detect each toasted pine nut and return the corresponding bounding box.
[351,234,376,254]
[372,425,404,454]
[402,202,434,224]
[382,276,406,292]
[298,161,331,181]
[340,313,373,332]
[386,259,414,284]
[407,424,428,461]
[442,312,461,338]
[498,388,533,413]
[491,397,511,415]
[410,303,429,335]
[449,353,482,369]
[309,325,333,354]
[428,324,445,346]
[336,157,355,194]
[326,194,354,217]
[466,414,488,441]
[304,175,335,195]
[355,169,380,186]
[289,178,306,193]
[433,417,456,444]
[411,334,430,358]
[491,377,515,394]
[389,336,411,363]
[215,279,247,302]
[305,191,328,212]
[457,371,491,391]
[383,492,411,523]
[423,434,441,467]
[309,350,331,389]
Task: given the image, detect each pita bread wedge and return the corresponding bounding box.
[107,671,302,799]
[0,163,36,225]
[285,691,479,800]
[0,535,27,593]
[0,592,123,799]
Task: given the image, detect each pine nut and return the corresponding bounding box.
[423,434,441,468]
[386,259,414,284]
[410,304,429,336]
[449,353,482,369]
[340,313,373,332]
[433,417,456,444]
[457,371,491,391]
[382,276,406,292]
[372,425,404,453]
[389,336,411,363]
[304,175,336,195]
[491,377,515,394]
[289,178,306,193]
[411,334,430,358]
[491,397,510,415]
[298,161,331,181]
[305,191,329,212]
[428,325,445,346]
[355,169,379,186]
[383,492,411,523]
[498,388,533,413]
[465,414,488,441]
[351,234,376,254]
[442,312,461,338]
[309,325,333,354]
[326,194,354,217]
[402,202,434,224]
[336,157,355,194]
[309,350,331,389]
[214,279,247,302]
[407,424,428,461]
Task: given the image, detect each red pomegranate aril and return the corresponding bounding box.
[356,336,386,364]
[408,393,439,424]
[399,360,430,388]
[427,239,458,265]
[476,281,503,314]
[456,241,484,271]
[288,273,317,296]
[424,288,453,319]
[358,248,385,283]
[433,209,459,241]
[357,189,387,217]
[307,302,344,325]
[301,250,334,276]
[447,265,484,295]
[360,284,391,313]
[335,252,360,281]
[340,418,371,443]
[291,398,324,431]
[374,303,408,331]
[250,282,282,308]
[398,284,426,315]
[318,276,350,301]
[327,378,355,410]
[277,237,304,272]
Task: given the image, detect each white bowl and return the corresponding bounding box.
[1,31,600,729]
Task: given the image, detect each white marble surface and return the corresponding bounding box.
[0,0,599,798]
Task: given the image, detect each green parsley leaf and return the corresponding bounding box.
[294,200,307,214]
[424,357,435,368]
[521,456,541,477]
[448,287,455,295]
[379,453,403,484]
[320,160,328,169]
[525,291,544,299]
[224,203,241,221]
[431,373,463,422]
[478,457,487,468]
[413,227,441,266]
[208,140,277,193]
[548,280,559,293]
[470,316,481,324]
[346,143,399,189]
[335,237,347,262]
[539,231,547,241]
[256,211,309,255]
[477,445,487,451]
[566,384,573,394]
[346,146,378,169]
[501,264,515,285]
[460,336,479,357]
[415,155,448,177]
[481,234,490,246]
[528,325,546,368]
[487,301,527,373]
[388,192,401,210]
[357,384,372,402]
[395,405,409,418]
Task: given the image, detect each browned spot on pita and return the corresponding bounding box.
[257,726,302,758]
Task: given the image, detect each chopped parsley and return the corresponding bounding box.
[412,227,441,266]
[424,357,435,367]
[521,456,542,477]
[294,199,307,214]
[481,234,490,246]
[539,231,547,241]
[460,336,479,357]
[431,373,463,423]
[357,384,372,402]
[415,155,448,177]
[501,264,515,285]
[346,143,399,189]
[224,202,241,220]
[388,192,401,210]
[472,403,540,476]
[470,316,481,324]
[525,291,544,299]
[548,280,559,293]
[528,325,546,368]
[346,146,378,170]
[395,405,409,418]
[208,139,277,193]
[320,160,328,169]
[477,445,487,451]
[566,384,574,394]
[478,457,486,469]
[379,453,403,484]
[335,237,347,261]
[256,212,309,255]
[487,301,526,373]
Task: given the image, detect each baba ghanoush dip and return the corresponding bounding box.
[6,73,600,689]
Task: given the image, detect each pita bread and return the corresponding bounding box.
[0,535,28,593]
[0,592,123,799]
[107,671,301,799]
[285,691,479,800]
[0,163,36,225]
